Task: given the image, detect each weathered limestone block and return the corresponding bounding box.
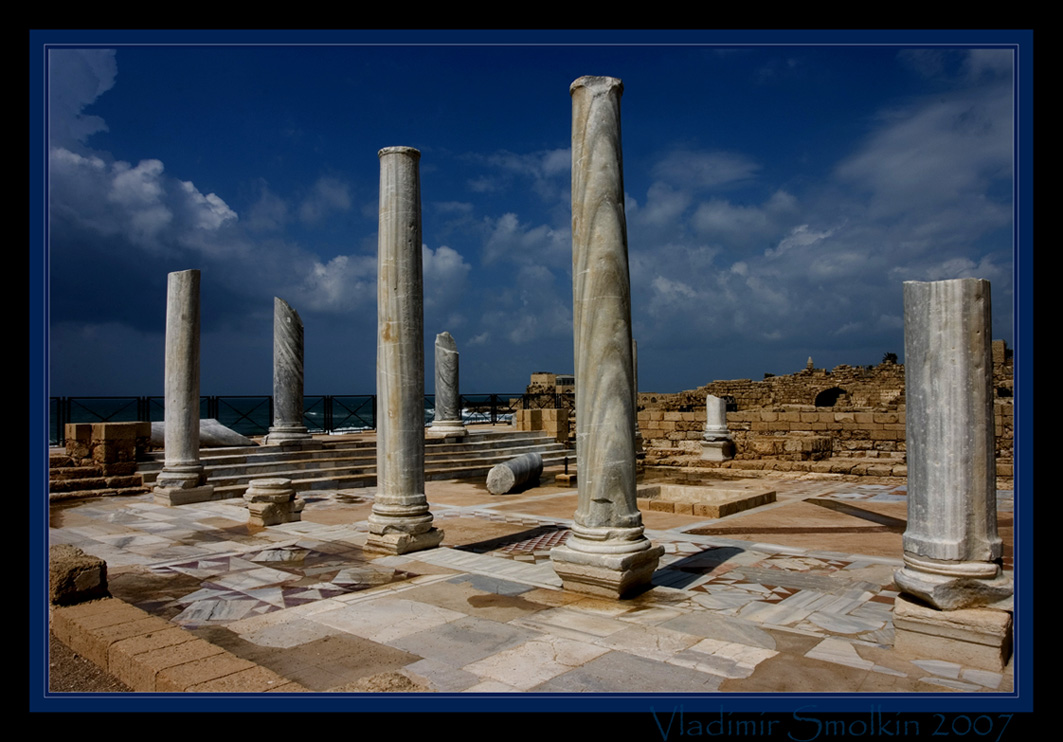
[244,478,304,527]
[550,76,661,598]
[365,147,443,556]
[486,452,543,495]
[50,544,108,605]
[64,423,93,462]
[893,595,1011,672]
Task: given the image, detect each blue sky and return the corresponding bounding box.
[38,32,1024,397]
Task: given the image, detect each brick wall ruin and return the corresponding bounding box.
[636,341,1013,476]
[521,341,1014,479]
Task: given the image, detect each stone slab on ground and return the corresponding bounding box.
[892,594,1012,672]
[637,483,776,518]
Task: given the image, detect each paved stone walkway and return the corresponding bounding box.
[47,470,1015,696]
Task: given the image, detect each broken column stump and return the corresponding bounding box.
[244,478,305,527]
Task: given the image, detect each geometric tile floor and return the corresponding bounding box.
[47,476,1016,694]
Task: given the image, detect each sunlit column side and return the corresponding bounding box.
[894,278,1012,610]
[266,297,313,444]
[154,269,214,506]
[633,338,643,456]
[365,146,443,555]
[550,76,662,598]
[429,331,467,438]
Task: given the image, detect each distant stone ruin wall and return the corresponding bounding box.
[640,362,908,412]
[637,401,1014,476]
[639,340,1013,414]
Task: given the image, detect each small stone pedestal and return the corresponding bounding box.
[701,394,734,461]
[893,595,1012,672]
[244,478,304,527]
[700,440,735,462]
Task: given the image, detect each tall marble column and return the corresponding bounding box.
[894,278,1012,609]
[266,297,313,445]
[154,269,214,506]
[550,76,662,598]
[365,146,443,555]
[429,331,466,438]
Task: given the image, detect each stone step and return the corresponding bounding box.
[139,440,569,482]
[138,432,565,469]
[208,450,572,499]
[49,466,104,481]
[48,485,151,501]
[136,430,571,499]
[195,444,570,490]
[49,476,109,493]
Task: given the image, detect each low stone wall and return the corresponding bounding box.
[50,422,153,498]
[63,421,152,474]
[638,402,1014,477]
[514,408,570,443]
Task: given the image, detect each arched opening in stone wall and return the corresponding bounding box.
[814,387,847,407]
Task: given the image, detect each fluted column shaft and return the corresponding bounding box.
[268,297,311,442]
[431,331,466,436]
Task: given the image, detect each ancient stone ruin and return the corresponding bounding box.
[364,146,443,556]
[429,331,467,438]
[549,75,662,598]
[486,452,544,495]
[266,297,313,446]
[892,278,1012,670]
[153,269,214,506]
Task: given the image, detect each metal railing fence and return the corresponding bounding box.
[49,393,532,445]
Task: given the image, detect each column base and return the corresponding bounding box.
[154,484,215,506]
[264,426,315,446]
[364,527,444,556]
[701,439,735,461]
[426,420,467,439]
[894,563,1013,611]
[550,540,663,598]
[893,594,1012,672]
